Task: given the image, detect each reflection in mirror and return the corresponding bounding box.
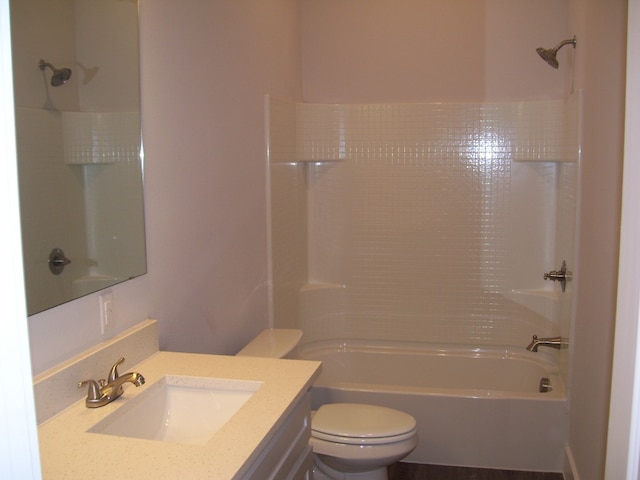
[10,0,146,315]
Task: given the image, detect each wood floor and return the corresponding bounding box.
[388,462,564,480]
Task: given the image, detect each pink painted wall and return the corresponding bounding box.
[139,0,302,355]
[566,0,628,478]
[300,0,570,103]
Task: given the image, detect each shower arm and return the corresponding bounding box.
[38,60,56,72]
[552,37,577,52]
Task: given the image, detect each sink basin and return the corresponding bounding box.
[88,375,262,445]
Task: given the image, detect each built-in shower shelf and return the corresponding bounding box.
[511,157,577,163]
[265,157,344,165]
[62,111,140,165]
[67,160,116,165]
[504,289,561,320]
[300,282,345,292]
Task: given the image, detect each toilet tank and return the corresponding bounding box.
[236,329,302,359]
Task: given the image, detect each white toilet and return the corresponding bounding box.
[237,329,418,480]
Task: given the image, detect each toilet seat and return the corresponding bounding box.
[312,428,417,445]
[311,403,417,445]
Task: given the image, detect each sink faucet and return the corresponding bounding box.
[526,335,569,352]
[78,357,145,408]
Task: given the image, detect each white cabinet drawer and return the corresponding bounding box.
[243,392,311,480]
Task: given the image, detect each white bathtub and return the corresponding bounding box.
[298,341,567,472]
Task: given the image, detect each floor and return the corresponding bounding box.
[388,463,564,480]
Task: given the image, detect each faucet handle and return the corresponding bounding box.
[108,357,126,382]
[78,379,101,401]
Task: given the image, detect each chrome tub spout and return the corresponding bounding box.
[526,335,569,352]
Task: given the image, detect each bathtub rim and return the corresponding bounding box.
[298,338,566,400]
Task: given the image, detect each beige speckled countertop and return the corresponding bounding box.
[38,351,321,480]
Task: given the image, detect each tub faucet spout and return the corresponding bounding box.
[526,335,569,352]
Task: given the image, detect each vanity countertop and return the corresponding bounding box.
[37,351,321,479]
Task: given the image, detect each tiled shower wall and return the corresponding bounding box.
[268,95,579,350]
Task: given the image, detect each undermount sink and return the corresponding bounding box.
[88,375,263,445]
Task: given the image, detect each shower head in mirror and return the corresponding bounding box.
[38,59,72,86]
[536,36,577,69]
[76,62,100,85]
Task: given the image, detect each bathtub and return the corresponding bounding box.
[298,341,567,472]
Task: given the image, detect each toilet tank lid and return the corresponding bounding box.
[236,329,302,358]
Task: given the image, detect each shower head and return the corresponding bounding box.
[536,36,577,69]
[38,59,72,86]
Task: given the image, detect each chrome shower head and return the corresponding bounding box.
[38,59,72,86]
[536,36,577,69]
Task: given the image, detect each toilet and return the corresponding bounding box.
[237,329,418,480]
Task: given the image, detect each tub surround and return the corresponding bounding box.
[268,95,578,379]
[36,321,321,479]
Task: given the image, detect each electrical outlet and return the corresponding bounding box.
[99,292,114,334]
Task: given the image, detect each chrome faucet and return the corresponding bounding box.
[526,335,569,352]
[543,260,572,293]
[78,357,145,408]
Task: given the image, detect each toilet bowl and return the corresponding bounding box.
[310,403,418,480]
[237,329,418,480]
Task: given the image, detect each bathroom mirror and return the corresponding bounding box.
[10,0,146,315]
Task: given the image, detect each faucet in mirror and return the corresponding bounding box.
[10,0,147,315]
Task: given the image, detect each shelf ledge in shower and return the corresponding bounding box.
[300,282,346,292]
[511,157,577,163]
[293,158,345,163]
[504,288,561,320]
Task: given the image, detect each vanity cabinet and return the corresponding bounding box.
[243,391,313,480]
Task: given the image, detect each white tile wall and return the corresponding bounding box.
[268,95,579,351]
[62,112,140,165]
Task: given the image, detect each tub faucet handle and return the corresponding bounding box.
[543,260,572,293]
